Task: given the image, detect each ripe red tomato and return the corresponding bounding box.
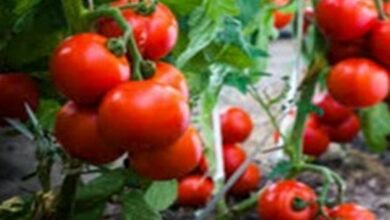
[370,21,390,67]
[324,114,360,143]
[223,144,247,178]
[98,2,178,60]
[303,115,330,157]
[315,0,377,41]
[0,74,39,126]
[178,175,214,207]
[229,163,261,196]
[130,127,202,180]
[98,81,190,152]
[50,33,130,104]
[191,155,209,175]
[55,102,124,164]
[220,107,253,144]
[312,93,353,126]
[385,2,390,15]
[329,203,376,220]
[150,62,189,100]
[327,58,389,108]
[257,180,318,220]
[273,0,294,29]
[327,38,368,65]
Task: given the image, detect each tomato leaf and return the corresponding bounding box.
[121,190,161,220]
[267,160,293,179]
[35,99,61,132]
[144,180,177,211]
[0,195,34,220]
[73,202,105,220]
[359,103,390,153]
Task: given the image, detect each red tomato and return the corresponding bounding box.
[327,38,368,65]
[229,163,261,196]
[0,74,39,125]
[329,203,376,220]
[98,81,190,152]
[191,155,209,175]
[149,62,189,100]
[55,102,124,164]
[324,114,360,143]
[303,115,330,157]
[370,20,390,67]
[312,93,353,126]
[273,0,294,29]
[130,127,202,180]
[223,144,247,178]
[257,180,318,220]
[315,0,377,41]
[178,175,214,207]
[221,107,253,144]
[385,2,390,15]
[98,2,178,60]
[50,33,130,104]
[327,58,389,108]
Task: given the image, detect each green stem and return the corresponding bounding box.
[375,0,387,20]
[61,0,88,33]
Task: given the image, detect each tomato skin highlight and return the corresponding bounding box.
[329,203,377,220]
[50,33,130,105]
[313,93,353,126]
[257,180,318,220]
[55,102,124,165]
[223,144,247,178]
[0,74,39,126]
[316,0,377,41]
[370,20,390,68]
[221,107,253,144]
[229,163,261,196]
[327,58,389,108]
[324,114,360,143]
[303,116,330,157]
[98,81,190,152]
[130,127,202,180]
[178,175,214,207]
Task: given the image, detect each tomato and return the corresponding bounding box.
[385,2,390,16]
[98,81,190,152]
[220,107,253,144]
[303,7,314,33]
[327,58,389,108]
[324,114,360,143]
[55,102,124,165]
[273,0,294,29]
[229,163,261,196]
[327,38,368,65]
[98,2,178,60]
[223,144,247,178]
[257,180,318,220]
[315,0,377,41]
[191,155,209,175]
[303,115,330,157]
[149,62,189,100]
[130,127,202,180]
[0,74,39,126]
[370,20,390,67]
[50,33,130,104]
[178,175,214,207]
[329,203,376,220]
[312,93,353,126]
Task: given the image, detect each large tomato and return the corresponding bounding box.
[130,127,202,180]
[178,175,214,207]
[329,203,376,220]
[327,58,389,108]
[273,0,294,29]
[229,163,261,196]
[324,114,360,143]
[257,180,318,220]
[220,107,253,144]
[223,144,247,178]
[315,0,377,41]
[55,102,124,165]
[50,33,130,104]
[312,93,353,126]
[0,74,39,126]
[303,115,330,157]
[98,2,178,60]
[98,81,190,152]
[370,21,390,67]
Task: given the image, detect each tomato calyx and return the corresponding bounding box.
[119,0,158,16]
[140,60,157,79]
[292,197,309,212]
[107,37,127,56]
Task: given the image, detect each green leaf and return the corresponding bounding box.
[73,202,105,220]
[35,99,61,131]
[267,160,293,179]
[76,169,127,209]
[5,119,34,140]
[0,195,34,220]
[360,103,390,153]
[144,180,177,211]
[160,0,201,17]
[121,190,161,220]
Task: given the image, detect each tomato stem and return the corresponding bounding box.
[375,0,387,20]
